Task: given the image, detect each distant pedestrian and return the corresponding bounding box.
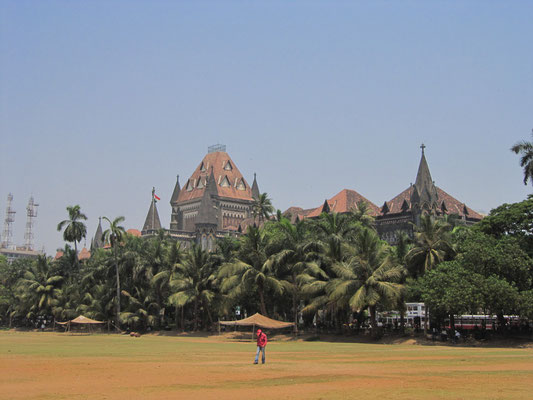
[254,329,267,364]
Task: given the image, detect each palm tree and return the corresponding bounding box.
[266,217,325,326]
[218,225,284,316]
[392,231,412,332]
[406,215,454,278]
[121,285,161,331]
[329,228,404,337]
[311,212,359,265]
[17,256,64,320]
[252,193,274,225]
[102,216,126,330]
[350,201,375,229]
[168,245,217,330]
[406,215,454,333]
[57,205,87,265]
[511,129,533,186]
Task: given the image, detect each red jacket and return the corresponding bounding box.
[257,332,267,347]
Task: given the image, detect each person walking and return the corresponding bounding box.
[254,329,267,364]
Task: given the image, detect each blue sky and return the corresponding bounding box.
[1,1,532,254]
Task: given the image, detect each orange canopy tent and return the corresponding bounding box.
[57,315,105,332]
[219,313,295,338]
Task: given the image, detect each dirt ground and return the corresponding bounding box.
[1,331,532,400]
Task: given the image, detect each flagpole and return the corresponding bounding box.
[152,187,155,233]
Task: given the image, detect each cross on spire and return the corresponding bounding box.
[420,143,426,155]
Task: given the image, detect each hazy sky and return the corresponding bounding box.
[1,1,532,254]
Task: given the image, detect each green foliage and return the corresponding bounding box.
[510,131,533,186]
[419,261,482,319]
[407,215,455,278]
[57,205,88,257]
[475,196,533,256]
[453,228,532,290]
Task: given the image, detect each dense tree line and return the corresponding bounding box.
[2,195,533,337]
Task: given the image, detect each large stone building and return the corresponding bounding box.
[285,145,483,243]
[141,145,259,249]
[131,144,482,249]
[375,145,483,243]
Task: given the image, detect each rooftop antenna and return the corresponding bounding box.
[24,195,39,250]
[1,193,16,249]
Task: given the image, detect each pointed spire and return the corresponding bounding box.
[411,144,438,209]
[381,201,390,215]
[251,172,260,200]
[321,199,331,214]
[170,175,181,205]
[196,168,218,227]
[92,217,104,250]
[142,189,162,233]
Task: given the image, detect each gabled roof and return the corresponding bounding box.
[177,151,253,203]
[78,247,91,260]
[127,229,142,237]
[305,189,380,218]
[381,186,483,219]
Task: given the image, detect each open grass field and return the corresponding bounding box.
[1,331,533,400]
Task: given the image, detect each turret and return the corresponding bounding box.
[251,173,260,200]
[142,188,162,235]
[91,217,104,250]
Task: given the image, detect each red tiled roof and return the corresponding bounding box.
[54,251,63,260]
[177,151,253,203]
[382,186,483,219]
[78,247,91,260]
[306,189,380,218]
[127,228,142,237]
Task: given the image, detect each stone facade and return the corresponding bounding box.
[285,145,483,244]
[142,146,259,249]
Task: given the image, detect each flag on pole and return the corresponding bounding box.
[154,194,161,201]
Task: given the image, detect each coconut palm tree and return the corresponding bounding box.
[121,285,161,331]
[350,200,375,229]
[311,212,358,264]
[406,215,454,333]
[266,217,325,326]
[329,228,404,337]
[168,245,217,330]
[511,129,533,186]
[17,256,64,320]
[77,284,114,322]
[57,205,87,265]
[406,215,454,278]
[218,225,284,316]
[392,231,412,332]
[102,216,126,330]
[252,193,274,225]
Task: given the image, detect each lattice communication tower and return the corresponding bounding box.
[1,193,16,249]
[24,196,39,250]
